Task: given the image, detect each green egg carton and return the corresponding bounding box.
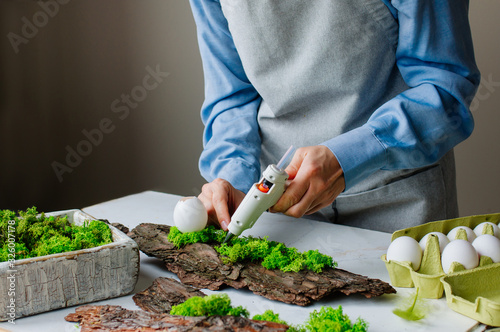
[381,213,500,326]
[381,234,447,299]
[441,262,500,327]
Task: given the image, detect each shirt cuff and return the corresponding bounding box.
[322,125,387,190]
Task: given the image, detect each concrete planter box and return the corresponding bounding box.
[0,209,140,321]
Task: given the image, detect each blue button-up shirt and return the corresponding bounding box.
[190,0,480,193]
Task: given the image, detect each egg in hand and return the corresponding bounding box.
[173,196,208,233]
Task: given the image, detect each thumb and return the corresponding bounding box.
[284,151,304,180]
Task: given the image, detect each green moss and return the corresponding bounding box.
[167,225,226,247]
[170,293,249,318]
[252,310,296,329]
[167,226,336,273]
[0,207,113,262]
[303,306,368,332]
[171,295,367,332]
[252,306,368,332]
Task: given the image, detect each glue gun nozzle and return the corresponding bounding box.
[223,232,235,244]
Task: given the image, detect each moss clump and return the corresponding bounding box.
[0,207,113,262]
[253,306,368,332]
[216,238,336,273]
[170,295,368,332]
[167,225,226,248]
[252,310,294,329]
[167,226,336,273]
[170,293,249,318]
[302,306,368,332]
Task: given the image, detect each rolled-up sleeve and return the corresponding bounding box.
[190,0,263,192]
[323,0,480,189]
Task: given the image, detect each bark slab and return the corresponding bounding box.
[65,305,289,332]
[133,277,206,314]
[129,223,396,306]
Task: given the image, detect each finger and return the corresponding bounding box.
[198,187,219,227]
[199,181,231,230]
[303,175,345,215]
[281,169,338,217]
[210,182,232,231]
[284,149,303,180]
[271,150,306,213]
[270,175,310,214]
[281,183,316,218]
[304,197,333,216]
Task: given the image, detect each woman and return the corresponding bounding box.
[190,0,480,233]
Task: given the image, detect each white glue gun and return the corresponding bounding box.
[223,146,295,243]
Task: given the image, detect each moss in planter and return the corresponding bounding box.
[0,207,113,262]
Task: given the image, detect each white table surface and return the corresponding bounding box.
[0,191,482,332]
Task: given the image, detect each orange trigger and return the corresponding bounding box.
[258,183,270,193]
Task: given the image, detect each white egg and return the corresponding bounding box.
[173,196,208,233]
[386,236,423,270]
[441,239,479,274]
[419,232,450,253]
[473,222,500,238]
[472,234,500,263]
[447,226,476,243]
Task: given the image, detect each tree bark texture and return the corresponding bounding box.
[65,305,289,332]
[129,223,396,306]
[133,277,206,314]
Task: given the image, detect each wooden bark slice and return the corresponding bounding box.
[129,223,396,306]
[65,304,289,331]
[133,277,206,314]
